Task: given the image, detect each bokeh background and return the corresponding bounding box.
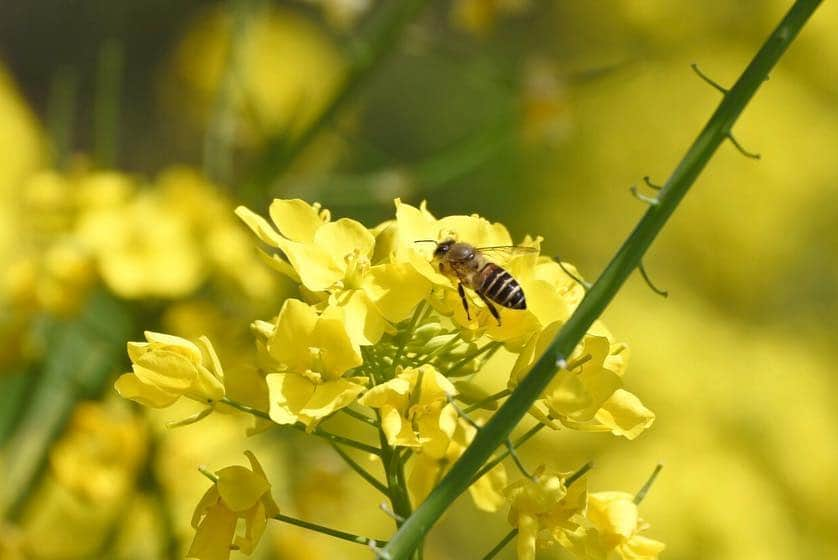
[1,1,837,558]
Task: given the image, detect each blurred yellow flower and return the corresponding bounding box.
[166,4,345,144]
[115,331,225,413]
[188,451,280,560]
[263,299,366,429]
[49,401,147,502]
[505,468,587,560]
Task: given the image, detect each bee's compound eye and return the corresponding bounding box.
[434,242,452,256]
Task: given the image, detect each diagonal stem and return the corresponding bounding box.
[382,2,823,557]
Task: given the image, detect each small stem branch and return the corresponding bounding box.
[382,4,822,555]
[340,406,379,427]
[462,389,511,414]
[481,529,517,560]
[445,341,502,378]
[393,302,426,372]
[221,397,381,455]
[274,513,385,547]
[634,464,664,505]
[329,442,389,495]
[566,461,594,487]
[472,423,545,484]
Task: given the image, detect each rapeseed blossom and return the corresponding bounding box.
[261,298,367,429]
[188,451,279,560]
[505,468,587,560]
[118,195,661,559]
[115,331,225,413]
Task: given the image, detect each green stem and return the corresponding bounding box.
[329,442,389,495]
[634,463,663,505]
[382,2,822,556]
[471,423,545,484]
[444,341,502,378]
[274,513,385,547]
[203,0,249,185]
[93,39,123,168]
[481,529,517,560]
[462,389,510,414]
[221,397,381,455]
[340,406,379,427]
[393,302,427,372]
[245,0,429,196]
[566,461,594,487]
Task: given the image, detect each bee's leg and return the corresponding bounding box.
[457,282,471,320]
[477,292,502,326]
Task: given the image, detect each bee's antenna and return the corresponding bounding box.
[413,239,438,244]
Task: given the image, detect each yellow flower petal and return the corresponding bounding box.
[587,491,639,540]
[114,372,179,408]
[268,198,327,242]
[268,299,319,369]
[594,389,655,440]
[275,238,344,291]
[265,372,316,425]
[311,317,363,378]
[235,205,286,247]
[363,263,431,323]
[216,465,270,512]
[313,217,374,263]
[187,502,238,560]
[296,378,366,426]
[131,352,197,392]
[338,290,392,346]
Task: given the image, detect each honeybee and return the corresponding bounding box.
[421,238,536,325]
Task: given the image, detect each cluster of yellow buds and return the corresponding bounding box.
[116,197,663,559]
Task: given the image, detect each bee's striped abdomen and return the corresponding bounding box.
[478,263,526,310]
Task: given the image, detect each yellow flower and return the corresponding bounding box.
[188,451,280,560]
[78,175,205,299]
[49,401,147,502]
[407,403,508,512]
[583,491,665,560]
[391,199,576,347]
[115,331,225,411]
[358,364,456,449]
[505,468,587,560]
[237,199,429,345]
[511,321,654,439]
[263,299,366,429]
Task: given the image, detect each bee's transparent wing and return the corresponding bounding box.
[475,245,539,262]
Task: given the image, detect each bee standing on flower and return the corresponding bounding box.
[424,238,534,325]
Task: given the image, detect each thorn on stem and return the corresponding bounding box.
[379,502,405,523]
[630,185,660,206]
[506,438,535,480]
[643,176,662,190]
[553,256,592,291]
[691,63,728,94]
[726,132,761,159]
[638,261,668,298]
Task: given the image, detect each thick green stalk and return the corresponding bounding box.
[382,1,822,557]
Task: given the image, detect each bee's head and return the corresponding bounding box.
[433,238,456,258]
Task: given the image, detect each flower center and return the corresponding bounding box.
[343,250,370,290]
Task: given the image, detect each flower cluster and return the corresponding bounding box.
[116,197,662,559]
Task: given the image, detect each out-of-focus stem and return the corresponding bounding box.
[244,0,429,198]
